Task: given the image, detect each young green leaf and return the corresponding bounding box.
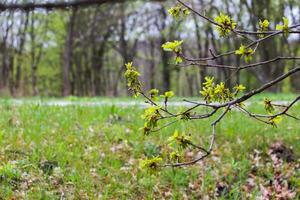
[161,40,183,53]
[140,156,162,171]
[235,45,254,63]
[214,13,237,37]
[124,62,141,96]
[276,17,289,36]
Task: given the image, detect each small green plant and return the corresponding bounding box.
[0,164,21,184]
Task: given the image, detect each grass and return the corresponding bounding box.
[0,98,299,199]
[0,92,297,103]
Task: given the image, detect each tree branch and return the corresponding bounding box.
[0,0,165,11]
[180,56,300,70]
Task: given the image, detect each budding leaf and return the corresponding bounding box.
[140,156,162,171]
[168,130,191,149]
[234,84,246,92]
[175,56,183,64]
[162,40,183,53]
[169,151,182,161]
[269,116,282,127]
[142,106,161,135]
[168,5,190,20]
[164,91,174,98]
[235,44,254,63]
[264,98,275,114]
[214,13,237,37]
[148,89,159,101]
[258,19,270,37]
[124,62,141,96]
[259,19,270,31]
[276,17,289,36]
[200,76,233,103]
[182,8,190,17]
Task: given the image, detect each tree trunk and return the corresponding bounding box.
[63,9,77,96]
[15,11,29,94]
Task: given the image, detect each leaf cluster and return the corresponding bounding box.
[168,4,190,20]
[214,13,237,37]
[235,45,254,63]
[200,77,246,103]
[124,62,141,96]
[276,17,289,36]
[142,106,161,135]
[162,40,184,64]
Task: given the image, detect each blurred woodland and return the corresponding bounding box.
[0,0,299,97]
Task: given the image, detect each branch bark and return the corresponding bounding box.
[0,0,166,12]
[0,0,124,11]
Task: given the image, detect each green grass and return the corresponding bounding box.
[0,92,297,103]
[0,99,299,199]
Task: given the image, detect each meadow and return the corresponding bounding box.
[0,96,299,199]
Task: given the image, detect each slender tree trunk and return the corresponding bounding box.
[0,14,13,90]
[15,11,29,93]
[63,9,77,96]
[192,1,206,86]
[30,11,46,96]
[30,12,38,96]
[160,36,170,92]
[159,7,170,92]
[149,39,156,89]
